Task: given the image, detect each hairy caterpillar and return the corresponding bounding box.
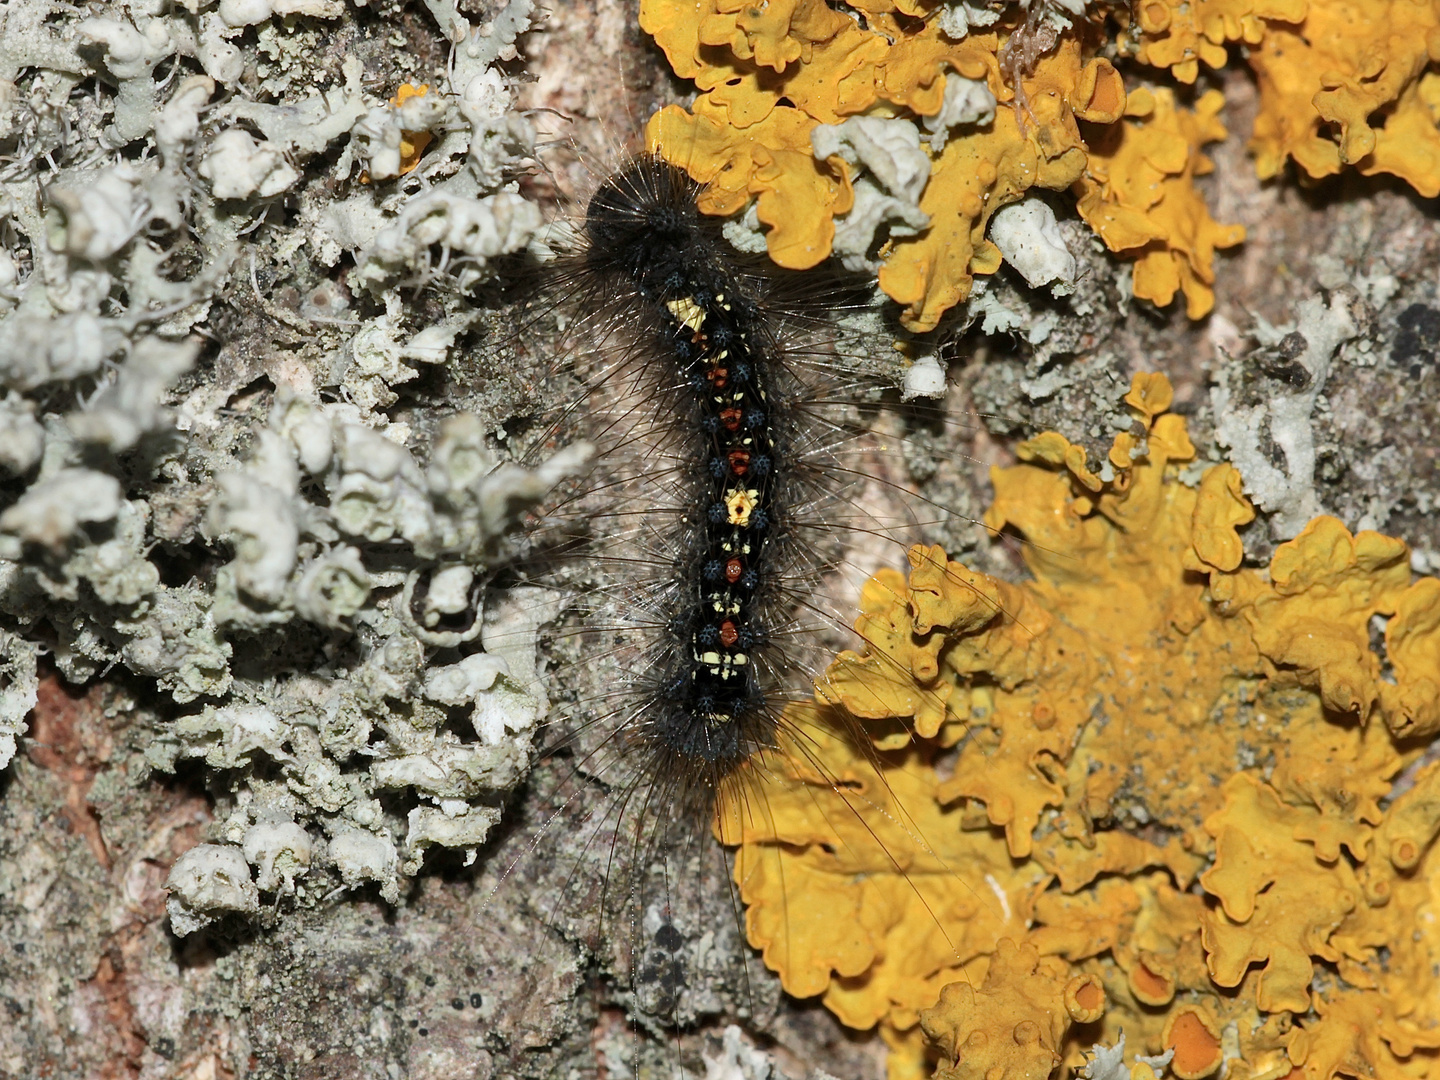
[479,149,1009,1076]
[563,156,792,819]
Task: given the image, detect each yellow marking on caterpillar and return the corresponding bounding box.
[666,297,705,333]
[726,488,760,526]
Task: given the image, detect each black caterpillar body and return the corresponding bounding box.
[581,157,787,808]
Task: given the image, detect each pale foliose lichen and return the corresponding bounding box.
[811,116,933,273]
[165,842,260,936]
[988,197,1078,297]
[0,0,583,935]
[1081,1033,1175,1080]
[1212,292,1364,538]
[0,628,37,770]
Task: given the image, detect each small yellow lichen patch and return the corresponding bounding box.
[360,83,434,185]
[1118,0,1306,84]
[1249,0,1440,194]
[726,372,1440,1079]
[918,938,1104,1080]
[698,0,855,73]
[1075,87,1245,319]
[1190,463,1254,573]
[392,84,433,176]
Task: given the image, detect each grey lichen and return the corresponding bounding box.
[1212,292,1362,538]
[0,628,37,770]
[811,116,932,273]
[0,0,583,938]
[806,94,1094,347]
[936,0,1090,41]
[165,842,260,936]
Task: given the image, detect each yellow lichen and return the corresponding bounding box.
[877,36,1123,331]
[1075,87,1246,319]
[718,705,1046,1034]
[359,83,434,184]
[1380,577,1440,740]
[392,83,434,176]
[918,938,1105,1080]
[1199,773,1363,1014]
[1248,0,1440,194]
[1120,0,1440,197]
[639,1,1229,330]
[648,97,855,269]
[638,0,1440,326]
[725,373,1440,1079]
[1117,0,1306,85]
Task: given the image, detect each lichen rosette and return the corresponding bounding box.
[724,373,1440,1080]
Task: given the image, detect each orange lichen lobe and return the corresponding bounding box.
[919,939,1103,1080]
[1380,575,1440,740]
[648,98,854,269]
[1118,0,1306,84]
[1199,773,1365,1013]
[1064,972,1106,1023]
[1127,956,1176,1007]
[1190,464,1255,572]
[1163,1004,1224,1079]
[1249,0,1440,195]
[1075,87,1245,319]
[1375,759,1440,872]
[726,372,1440,1079]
